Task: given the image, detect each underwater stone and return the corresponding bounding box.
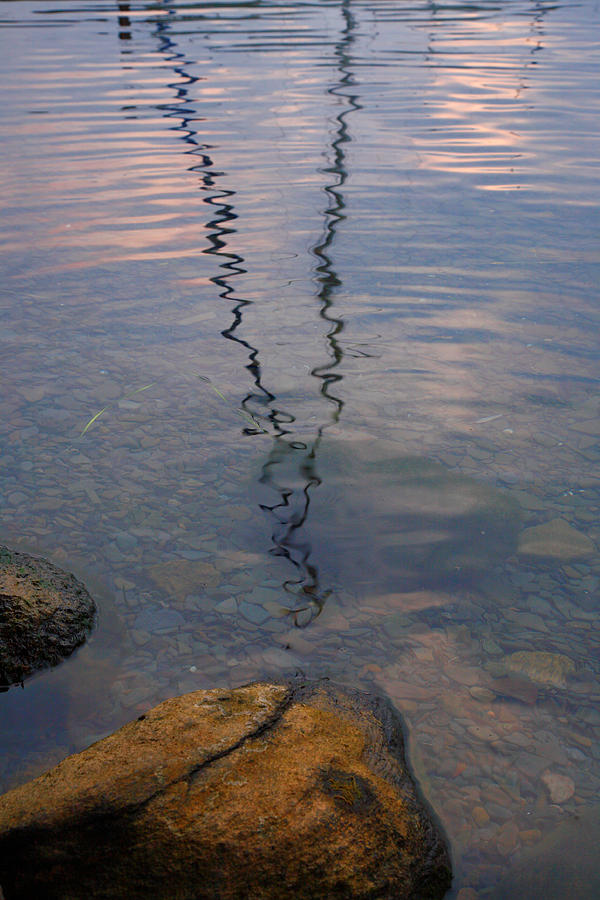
[133,606,185,633]
[148,558,221,597]
[469,686,496,703]
[0,680,452,900]
[0,545,96,687]
[238,599,271,625]
[214,596,238,615]
[308,438,521,589]
[489,803,600,900]
[541,770,575,804]
[505,650,575,688]
[114,531,138,552]
[518,518,595,560]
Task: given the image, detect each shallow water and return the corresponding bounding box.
[1,1,599,896]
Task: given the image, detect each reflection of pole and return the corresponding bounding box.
[121,1,361,626]
[259,0,361,625]
[151,2,275,430]
[425,0,548,96]
[311,0,360,423]
[117,3,131,42]
[515,3,548,97]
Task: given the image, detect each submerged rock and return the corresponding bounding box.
[148,558,221,598]
[541,770,575,804]
[490,804,600,900]
[307,438,521,588]
[517,518,595,560]
[0,679,451,900]
[505,650,575,688]
[0,546,96,687]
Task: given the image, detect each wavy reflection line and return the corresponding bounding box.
[141,0,361,626]
[152,1,276,434]
[258,0,362,624]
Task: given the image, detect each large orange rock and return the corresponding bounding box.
[0,680,451,899]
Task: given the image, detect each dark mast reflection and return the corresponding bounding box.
[150,2,277,429]
[425,0,549,82]
[117,2,132,41]
[258,0,361,624]
[121,1,361,625]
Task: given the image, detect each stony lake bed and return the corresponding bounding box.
[1,0,600,897]
[2,422,599,897]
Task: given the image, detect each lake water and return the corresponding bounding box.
[1,1,599,896]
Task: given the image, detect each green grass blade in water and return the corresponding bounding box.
[80,406,108,437]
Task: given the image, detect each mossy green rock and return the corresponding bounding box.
[0,680,451,900]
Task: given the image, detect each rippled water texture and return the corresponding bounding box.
[1,1,599,896]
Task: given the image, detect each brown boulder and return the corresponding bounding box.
[0,546,96,687]
[0,680,451,899]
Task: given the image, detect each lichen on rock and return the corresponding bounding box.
[0,679,451,899]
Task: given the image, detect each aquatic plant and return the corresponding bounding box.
[79,374,264,438]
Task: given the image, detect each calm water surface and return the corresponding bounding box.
[1,1,599,896]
